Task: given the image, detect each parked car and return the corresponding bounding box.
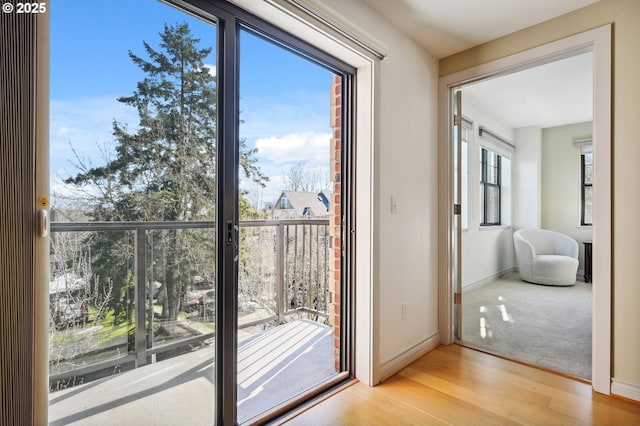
[192,275,213,289]
[183,293,200,313]
[195,290,257,318]
[238,294,257,313]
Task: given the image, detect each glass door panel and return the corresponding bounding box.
[237,29,342,423]
[48,1,217,424]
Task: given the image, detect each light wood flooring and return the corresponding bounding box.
[281,344,640,425]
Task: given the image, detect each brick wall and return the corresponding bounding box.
[329,75,342,371]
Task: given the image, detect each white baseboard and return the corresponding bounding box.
[379,332,440,382]
[612,378,640,402]
[462,267,516,293]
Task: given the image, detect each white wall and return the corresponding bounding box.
[367,9,440,376]
[542,122,593,273]
[460,95,515,289]
[513,126,542,229]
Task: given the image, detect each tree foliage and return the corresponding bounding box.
[65,22,266,330]
[67,22,218,221]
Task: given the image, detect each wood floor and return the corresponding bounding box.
[281,344,640,425]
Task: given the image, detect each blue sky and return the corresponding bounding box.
[50,0,334,206]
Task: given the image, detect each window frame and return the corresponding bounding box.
[460,118,471,230]
[581,151,593,226]
[480,147,502,226]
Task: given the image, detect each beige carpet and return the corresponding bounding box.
[461,272,592,380]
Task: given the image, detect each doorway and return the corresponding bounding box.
[457,53,593,380]
[439,25,612,394]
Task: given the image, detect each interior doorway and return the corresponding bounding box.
[455,53,594,380]
[439,25,612,394]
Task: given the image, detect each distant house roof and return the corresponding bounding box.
[272,190,333,218]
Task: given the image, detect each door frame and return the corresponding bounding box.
[437,24,612,394]
[231,0,379,386]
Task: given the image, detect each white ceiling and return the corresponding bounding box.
[359,0,600,59]
[357,0,597,129]
[463,52,593,129]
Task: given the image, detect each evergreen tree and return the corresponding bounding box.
[66,22,266,333]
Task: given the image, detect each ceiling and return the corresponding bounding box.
[463,52,593,129]
[359,0,600,59]
[357,0,598,129]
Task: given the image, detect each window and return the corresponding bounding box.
[461,120,470,229]
[454,118,471,230]
[581,150,593,225]
[275,194,293,210]
[480,147,501,226]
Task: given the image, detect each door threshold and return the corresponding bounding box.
[269,377,359,425]
[455,341,592,385]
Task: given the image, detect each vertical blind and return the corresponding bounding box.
[0,10,37,425]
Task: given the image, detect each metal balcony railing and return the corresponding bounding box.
[48,219,331,389]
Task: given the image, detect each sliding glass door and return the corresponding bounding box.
[48,1,218,424]
[236,28,346,423]
[49,1,354,424]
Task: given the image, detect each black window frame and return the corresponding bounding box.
[480,147,502,226]
[581,152,593,226]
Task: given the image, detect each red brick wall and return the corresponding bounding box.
[329,75,342,371]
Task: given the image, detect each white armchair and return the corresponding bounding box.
[513,228,579,286]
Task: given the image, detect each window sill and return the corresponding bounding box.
[478,225,512,231]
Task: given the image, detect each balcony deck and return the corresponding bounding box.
[48,319,336,425]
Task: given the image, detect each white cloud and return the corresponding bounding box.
[254,131,330,167]
[203,63,216,77]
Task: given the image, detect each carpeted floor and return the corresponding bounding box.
[461,272,592,380]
